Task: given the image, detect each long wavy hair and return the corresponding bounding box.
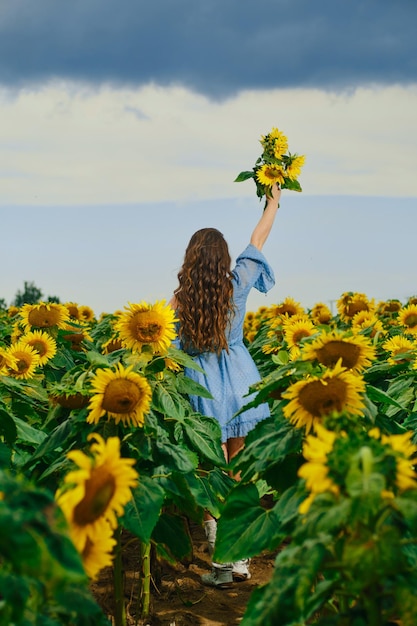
[174,228,234,355]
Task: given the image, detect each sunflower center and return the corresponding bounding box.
[278,306,297,317]
[29,340,47,357]
[73,469,116,525]
[346,301,368,317]
[129,312,163,343]
[385,302,401,312]
[13,353,31,373]
[28,306,60,328]
[404,314,417,328]
[316,341,361,369]
[292,330,312,344]
[102,379,142,414]
[298,378,347,417]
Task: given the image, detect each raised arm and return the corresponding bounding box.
[250,184,281,251]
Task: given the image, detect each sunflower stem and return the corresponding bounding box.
[140,542,152,618]
[113,525,126,626]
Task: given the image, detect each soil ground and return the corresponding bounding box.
[92,521,277,626]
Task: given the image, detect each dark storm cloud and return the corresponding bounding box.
[0,0,416,97]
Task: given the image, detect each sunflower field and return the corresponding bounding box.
[2,293,417,625]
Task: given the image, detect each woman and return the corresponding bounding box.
[170,183,281,588]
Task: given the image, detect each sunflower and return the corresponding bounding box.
[298,424,340,513]
[115,300,177,354]
[0,347,17,373]
[260,127,289,159]
[377,299,402,315]
[369,428,417,493]
[382,335,416,365]
[78,305,95,323]
[64,302,80,320]
[310,302,333,325]
[337,292,375,323]
[398,304,417,335]
[282,361,366,433]
[256,163,286,187]
[262,343,282,355]
[283,316,317,360]
[80,520,117,580]
[267,297,305,320]
[6,341,40,379]
[56,433,138,550]
[62,324,93,351]
[102,337,124,354]
[286,155,306,180]
[7,306,19,318]
[87,362,152,428]
[20,329,57,365]
[301,330,376,372]
[19,302,70,330]
[351,311,384,337]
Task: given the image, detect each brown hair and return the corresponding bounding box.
[174,228,234,355]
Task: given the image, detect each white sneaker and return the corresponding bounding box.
[201,567,233,589]
[232,559,251,582]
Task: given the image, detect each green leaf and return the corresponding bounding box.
[183,415,225,465]
[175,375,213,398]
[234,170,255,183]
[167,347,205,372]
[153,382,185,419]
[367,384,408,411]
[0,408,17,445]
[152,512,192,560]
[25,418,74,465]
[13,415,47,445]
[215,482,282,562]
[122,476,165,543]
[281,178,302,192]
[155,440,196,473]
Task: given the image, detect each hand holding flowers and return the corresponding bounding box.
[235,127,305,204]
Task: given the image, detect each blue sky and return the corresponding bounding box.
[1,0,416,316]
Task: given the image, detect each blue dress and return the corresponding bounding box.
[175,244,275,443]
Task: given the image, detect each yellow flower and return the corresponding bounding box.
[377,299,402,315]
[64,302,81,320]
[62,324,93,352]
[87,362,152,428]
[337,292,375,323]
[256,163,286,187]
[266,297,305,320]
[78,305,95,323]
[20,329,57,365]
[369,428,417,493]
[298,424,339,513]
[0,347,17,374]
[283,316,316,349]
[260,127,289,159]
[19,302,70,330]
[351,311,384,337]
[6,341,40,379]
[310,302,333,325]
[56,433,138,550]
[301,330,376,372]
[398,304,417,335]
[282,361,366,433]
[80,520,117,580]
[382,335,416,365]
[115,300,177,355]
[286,155,306,180]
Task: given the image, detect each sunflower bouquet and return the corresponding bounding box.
[235,126,305,202]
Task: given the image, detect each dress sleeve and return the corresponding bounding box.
[233,243,275,294]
